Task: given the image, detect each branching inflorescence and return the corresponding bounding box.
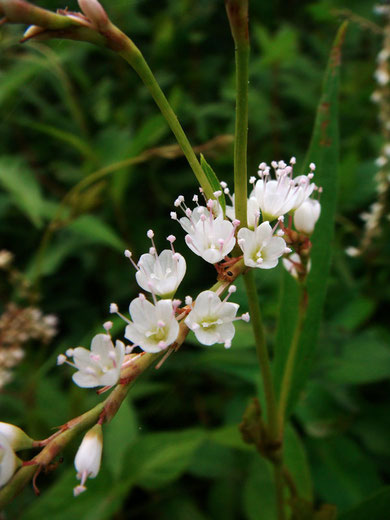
[0,0,322,509]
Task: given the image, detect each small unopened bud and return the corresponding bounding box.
[294,199,321,235]
[0,434,22,487]
[0,423,34,451]
[73,424,103,496]
[77,0,109,30]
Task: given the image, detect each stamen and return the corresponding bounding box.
[110,303,132,325]
[57,354,67,365]
[103,321,113,332]
[124,250,139,271]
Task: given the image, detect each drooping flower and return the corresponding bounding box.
[184,287,249,348]
[237,221,288,269]
[171,196,239,264]
[126,231,186,298]
[0,423,33,451]
[253,159,316,221]
[293,198,321,235]
[0,433,21,488]
[73,424,103,496]
[122,295,179,353]
[57,334,125,389]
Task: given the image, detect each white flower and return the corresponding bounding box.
[59,334,125,389]
[136,249,186,298]
[0,433,20,488]
[73,424,103,496]
[172,197,238,264]
[124,296,179,353]
[0,423,33,451]
[225,194,260,229]
[282,253,311,279]
[184,289,244,348]
[375,68,389,86]
[126,232,186,298]
[237,222,287,269]
[253,160,316,221]
[293,199,321,235]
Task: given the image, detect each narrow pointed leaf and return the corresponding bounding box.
[200,154,226,214]
[273,22,348,415]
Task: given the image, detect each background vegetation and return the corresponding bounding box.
[0,0,389,518]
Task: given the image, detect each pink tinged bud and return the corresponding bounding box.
[77,0,109,30]
[73,424,103,497]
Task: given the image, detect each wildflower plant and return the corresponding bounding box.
[0,0,366,518]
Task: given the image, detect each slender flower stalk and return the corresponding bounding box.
[277,285,308,436]
[118,45,214,200]
[243,271,279,442]
[225,0,250,228]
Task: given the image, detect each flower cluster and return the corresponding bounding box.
[172,158,321,279]
[348,5,390,255]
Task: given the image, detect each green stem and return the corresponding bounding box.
[277,285,307,435]
[117,44,214,200]
[0,352,158,508]
[225,0,249,227]
[243,270,278,440]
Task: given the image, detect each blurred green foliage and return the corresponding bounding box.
[0,0,389,518]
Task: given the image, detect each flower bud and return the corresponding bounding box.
[0,433,21,488]
[73,424,103,496]
[78,0,109,30]
[293,199,321,235]
[0,422,34,451]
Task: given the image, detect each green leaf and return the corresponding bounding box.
[200,154,226,215]
[327,330,390,384]
[0,156,45,227]
[273,22,348,415]
[307,435,382,511]
[67,215,126,251]
[104,399,139,480]
[284,426,313,501]
[17,465,131,520]
[243,456,276,520]
[123,429,205,489]
[338,487,390,520]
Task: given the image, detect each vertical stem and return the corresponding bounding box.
[277,285,307,435]
[225,0,249,227]
[117,44,214,200]
[243,270,278,440]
